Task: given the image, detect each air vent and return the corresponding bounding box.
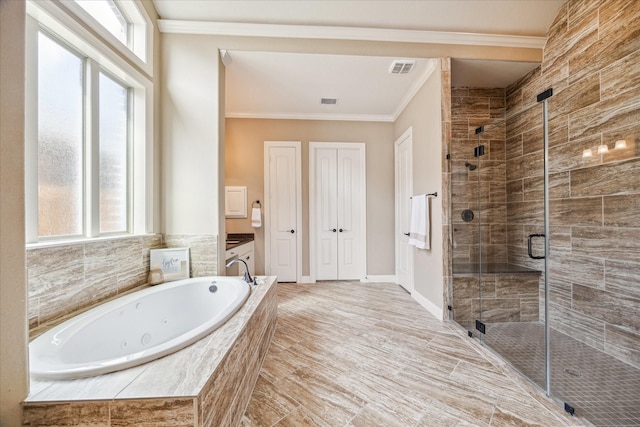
[321,98,337,105]
[389,60,415,74]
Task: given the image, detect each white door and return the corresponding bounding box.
[395,128,414,292]
[337,147,364,280]
[315,147,338,280]
[264,142,301,282]
[311,143,366,281]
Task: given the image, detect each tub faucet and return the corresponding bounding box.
[225,258,255,285]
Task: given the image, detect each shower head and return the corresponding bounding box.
[465,162,477,171]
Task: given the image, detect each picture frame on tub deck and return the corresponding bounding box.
[150,248,190,281]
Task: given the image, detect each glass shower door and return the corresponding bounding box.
[475,100,549,392]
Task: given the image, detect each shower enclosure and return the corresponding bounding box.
[450,88,640,427]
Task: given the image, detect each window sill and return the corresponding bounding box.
[26,233,160,250]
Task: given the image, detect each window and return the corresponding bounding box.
[37,32,84,237]
[26,1,153,244]
[98,72,130,234]
[69,0,151,68]
[75,0,128,45]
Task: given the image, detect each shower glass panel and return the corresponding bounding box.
[451,87,640,426]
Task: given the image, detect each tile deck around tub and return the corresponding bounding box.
[242,281,580,427]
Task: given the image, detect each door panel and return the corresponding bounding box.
[315,148,338,280]
[395,130,413,292]
[267,145,298,282]
[337,148,362,280]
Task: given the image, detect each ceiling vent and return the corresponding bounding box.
[389,60,416,74]
[321,98,338,105]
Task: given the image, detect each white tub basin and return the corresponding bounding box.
[29,276,250,380]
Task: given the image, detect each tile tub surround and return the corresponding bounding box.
[241,282,579,426]
[27,234,163,329]
[164,234,219,278]
[23,276,278,427]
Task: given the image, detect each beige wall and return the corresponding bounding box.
[0,1,28,424]
[394,67,444,315]
[225,118,395,277]
[162,34,223,235]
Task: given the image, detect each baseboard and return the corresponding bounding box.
[411,290,444,320]
[361,275,397,283]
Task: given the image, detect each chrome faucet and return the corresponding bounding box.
[226,258,255,285]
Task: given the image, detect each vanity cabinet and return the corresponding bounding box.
[225,241,254,277]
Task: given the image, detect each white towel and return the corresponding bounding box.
[251,207,262,228]
[409,194,430,250]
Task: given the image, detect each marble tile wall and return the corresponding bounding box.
[450,87,507,266]
[505,0,640,369]
[27,234,163,329]
[440,58,454,317]
[452,273,541,327]
[164,234,219,278]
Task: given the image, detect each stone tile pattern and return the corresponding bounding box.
[27,234,163,329]
[506,0,640,371]
[440,58,454,316]
[27,233,220,333]
[164,234,219,278]
[483,322,640,427]
[23,278,278,427]
[242,282,580,427]
[450,87,507,265]
[452,273,540,327]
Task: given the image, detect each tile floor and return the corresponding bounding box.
[482,322,640,427]
[241,282,580,426]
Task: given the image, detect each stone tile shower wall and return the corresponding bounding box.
[506,0,640,369]
[450,88,543,326]
[27,235,163,329]
[450,88,507,264]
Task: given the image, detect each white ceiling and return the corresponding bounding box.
[153,0,566,121]
[225,52,437,122]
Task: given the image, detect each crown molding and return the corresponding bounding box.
[225,112,395,123]
[158,20,546,49]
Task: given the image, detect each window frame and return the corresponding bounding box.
[25,1,154,245]
[64,0,152,76]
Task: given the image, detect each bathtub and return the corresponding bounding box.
[29,276,250,380]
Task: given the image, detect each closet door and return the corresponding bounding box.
[311,143,366,281]
[336,147,363,280]
[314,147,338,280]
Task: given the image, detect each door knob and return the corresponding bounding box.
[289,229,295,234]
[339,228,346,232]
[331,228,337,232]
[403,232,410,236]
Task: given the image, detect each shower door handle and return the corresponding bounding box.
[527,233,546,259]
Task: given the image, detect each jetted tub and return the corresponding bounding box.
[29,276,250,380]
